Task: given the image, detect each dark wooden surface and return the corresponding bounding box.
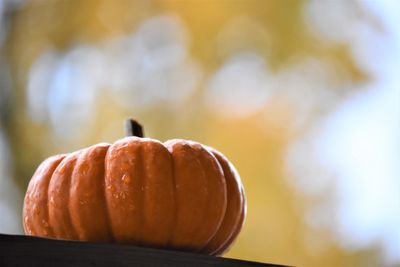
[0,234,288,267]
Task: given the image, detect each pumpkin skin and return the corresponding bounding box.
[23,129,246,255]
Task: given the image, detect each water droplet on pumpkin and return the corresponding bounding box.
[42,220,49,227]
[122,174,130,184]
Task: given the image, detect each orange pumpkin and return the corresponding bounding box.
[23,119,246,255]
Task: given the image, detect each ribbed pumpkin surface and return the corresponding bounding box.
[23,137,246,255]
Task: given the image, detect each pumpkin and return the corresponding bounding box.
[23,119,246,255]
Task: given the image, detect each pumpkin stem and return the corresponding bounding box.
[125,119,144,138]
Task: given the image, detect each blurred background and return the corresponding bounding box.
[0,0,399,266]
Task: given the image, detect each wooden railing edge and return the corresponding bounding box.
[0,233,290,267]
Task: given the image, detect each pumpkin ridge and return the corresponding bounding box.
[66,152,82,239]
[139,141,174,247]
[104,139,144,243]
[199,148,246,255]
[213,202,245,255]
[163,140,210,250]
[45,155,67,237]
[199,153,227,254]
[48,152,80,239]
[23,158,45,235]
[137,142,145,244]
[189,144,209,251]
[70,144,113,241]
[24,154,66,237]
[24,157,48,235]
[166,144,177,246]
[101,145,114,242]
[210,150,245,255]
[194,145,227,252]
[103,146,115,241]
[220,186,246,252]
[225,175,246,254]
